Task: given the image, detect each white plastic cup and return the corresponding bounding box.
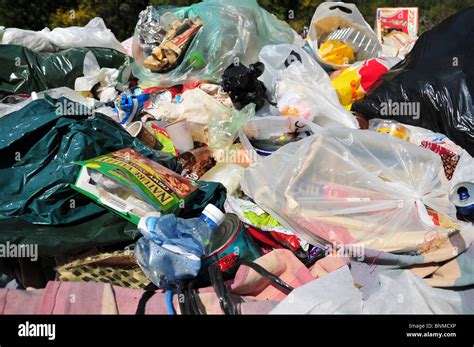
[164,119,194,153]
[126,121,143,137]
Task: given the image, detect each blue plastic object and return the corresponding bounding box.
[135,204,224,288]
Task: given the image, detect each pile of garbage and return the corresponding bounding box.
[0,1,473,315]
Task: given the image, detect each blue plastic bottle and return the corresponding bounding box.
[135,204,225,288]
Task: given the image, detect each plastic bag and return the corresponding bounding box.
[132,0,301,87]
[146,88,225,125]
[352,8,474,156]
[208,103,255,151]
[369,119,463,180]
[0,212,136,257]
[0,45,130,96]
[307,2,381,70]
[257,44,359,129]
[2,18,125,53]
[241,129,458,252]
[74,51,121,102]
[0,93,179,225]
[238,116,321,162]
[199,163,245,196]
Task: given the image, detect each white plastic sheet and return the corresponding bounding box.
[241,128,457,250]
[74,52,120,103]
[271,266,467,314]
[2,18,125,53]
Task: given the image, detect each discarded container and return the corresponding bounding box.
[135,204,225,288]
[164,119,194,154]
[201,213,262,274]
[369,119,411,141]
[375,7,418,58]
[115,93,150,126]
[449,182,474,222]
[126,121,158,149]
[72,148,199,224]
[179,146,215,181]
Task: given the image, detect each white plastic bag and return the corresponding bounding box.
[451,151,474,188]
[2,18,125,53]
[258,44,359,129]
[241,129,457,251]
[146,88,222,125]
[2,28,55,52]
[307,2,381,69]
[199,163,245,196]
[74,52,120,103]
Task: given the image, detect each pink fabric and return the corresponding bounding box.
[310,255,348,277]
[229,249,315,301]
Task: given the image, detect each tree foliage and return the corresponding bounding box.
[1,0,473,41]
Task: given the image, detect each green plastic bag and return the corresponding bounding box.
[0,45,130,96]
[0,93,227,255]
[0,213,135,257]
[132,0,301,87]
[0,94,179,226]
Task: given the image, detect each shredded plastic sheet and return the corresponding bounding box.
[241,128,457,251]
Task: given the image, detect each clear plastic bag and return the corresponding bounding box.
[2,18,125,53]
[257,44,359,129]
[208,103,255,151]
[307,2,381,70]
[132,0,301,87]
[241,129,457,252]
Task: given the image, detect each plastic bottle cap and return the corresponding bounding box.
[458,187,470,201]
[202,204,225,227]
